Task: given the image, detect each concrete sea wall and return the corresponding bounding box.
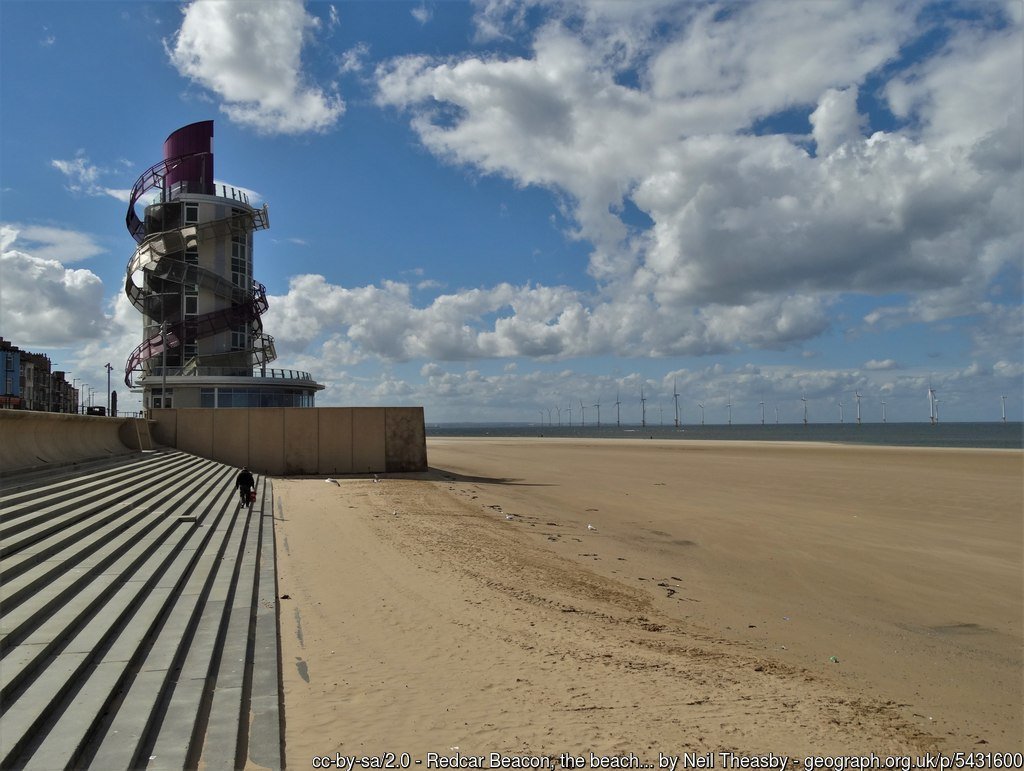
[149,407,427,474]
[0,407,427,475]
[0,410,154,473]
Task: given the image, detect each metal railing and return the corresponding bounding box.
[141,366,316,381]
[262,368,317,381]
[215,184,250,205]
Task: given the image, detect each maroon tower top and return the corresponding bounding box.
[163,120,214,196]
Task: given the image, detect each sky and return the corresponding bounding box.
[1,0,1021,424]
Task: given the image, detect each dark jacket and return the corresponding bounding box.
[236,470,255,491]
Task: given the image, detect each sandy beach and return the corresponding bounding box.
[273,438,1022,766]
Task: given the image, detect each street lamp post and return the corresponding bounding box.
[105,363,113,415]
[81,384,89,413]
[161,320,169,410]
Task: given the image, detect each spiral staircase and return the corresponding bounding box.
[123,122,321,409]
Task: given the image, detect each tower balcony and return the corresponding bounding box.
[140,367,320,383]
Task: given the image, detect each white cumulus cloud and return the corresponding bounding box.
[864,358,900,371]
[375,0,1022,348]
[51,153,131,202]
[168,0,344,135]
[264,273,831,365]
[0,224,109,346]
[810,87,865,157]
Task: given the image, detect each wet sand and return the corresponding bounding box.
[273,438,1022,765]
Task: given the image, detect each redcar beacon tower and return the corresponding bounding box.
[124,121,323,409]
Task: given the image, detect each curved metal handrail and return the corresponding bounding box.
[126,153,269,245]
[124,146,276,388]
[125,151,211,244]
[124,215,262,313]
[124,281,272,387]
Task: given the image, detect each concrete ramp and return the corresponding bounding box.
[0,412,154,474]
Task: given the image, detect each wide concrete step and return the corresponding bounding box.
[0,452,208,555]
[0,453,282,770]
[0,451,180,510]
[0,461,229,614]
[0,451,161,495]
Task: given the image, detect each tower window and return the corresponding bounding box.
[184,203,199,223]
[151,388,173,409]
[231,234,248,288]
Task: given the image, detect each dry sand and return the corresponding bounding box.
[273,438,1022,766]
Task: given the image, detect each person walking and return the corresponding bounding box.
[235,466,255,507]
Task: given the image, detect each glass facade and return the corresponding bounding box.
[200,387,315,408]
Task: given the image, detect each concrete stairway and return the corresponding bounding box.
[0,449,283,770]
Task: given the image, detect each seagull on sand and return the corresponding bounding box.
[587,524,597,531]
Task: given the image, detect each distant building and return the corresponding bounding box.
[1,341,20,409]
[123,121,323,409]
[0,338,79,413]
[20,350,51,411]
[51,371,77,414]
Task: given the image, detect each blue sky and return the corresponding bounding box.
[1,0,1021,423]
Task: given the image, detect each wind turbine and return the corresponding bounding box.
[1001,394,1007,423]
[659,405,664,426]
[539,410,544,426]
[759,397,765,425]
[673,379,680,429]
[697,401,705,425]
[774,405,780,424]
[594,399,601,427]
[640,385,647,428]
[726,394,732,426]
[855,391,862,425]
[801,394,808,426]
[881,400,887,424]
[928,385,937,425]
[615,389,621,427]
[547,408,553,425]
[838,400,844,424]
[579,399,586,427]
[566,402,573,427]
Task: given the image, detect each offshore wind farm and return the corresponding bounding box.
[457,386,1024,447]
[427,420,1023,449]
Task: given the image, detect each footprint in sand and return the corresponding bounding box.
[295,657,310,683]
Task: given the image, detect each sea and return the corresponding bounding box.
[426,421,1024,450]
